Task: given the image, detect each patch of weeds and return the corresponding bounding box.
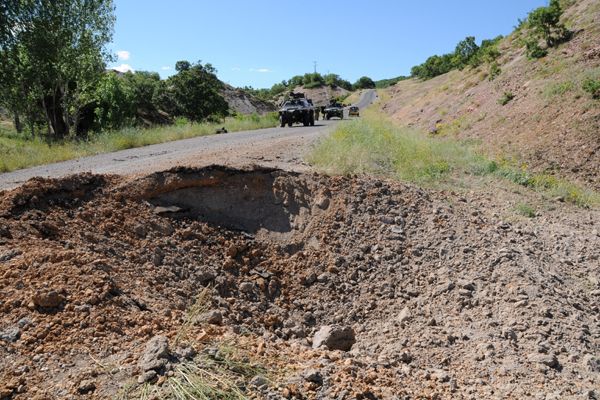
[498,92,515,105]
[119,342,268,400]
[582,78,600,99]
[175,287,211,346]
[515,203,536,218]
[544,80,574,97]
[488,62,501,81]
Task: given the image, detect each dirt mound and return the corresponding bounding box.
[381,0,600,190]
[0,167,598,399]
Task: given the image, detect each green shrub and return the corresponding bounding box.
[498,92,515,105]
[488,62,502,81]
[526,39,548,59]
[515,203,536,217]
[545,80,574,97]
[582,78,600,99]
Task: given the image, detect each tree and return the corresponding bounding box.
[166,60,228,122]
[354,76,376,89]
[454,36,479,68]
[0,0,115,138]
[527,0,570,48]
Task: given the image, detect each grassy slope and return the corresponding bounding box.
[380,0,600,190]
[0,113,278,173]
[308,97,600,207]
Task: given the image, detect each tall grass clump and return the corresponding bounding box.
[308,111,600,207]
[308,117,487,184]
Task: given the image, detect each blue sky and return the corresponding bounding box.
[109,0,547,89]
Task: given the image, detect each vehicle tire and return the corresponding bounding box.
[326,115,330,120]
[279,115,285,127]
[288,121,293,127]
[310,114,315,126]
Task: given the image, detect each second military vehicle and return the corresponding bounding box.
[323,100,344,120]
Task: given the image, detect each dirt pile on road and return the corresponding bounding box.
[0,166,598,399]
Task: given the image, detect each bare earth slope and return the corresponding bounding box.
[381,0,600,190]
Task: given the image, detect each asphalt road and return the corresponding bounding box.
[0,89,377,190]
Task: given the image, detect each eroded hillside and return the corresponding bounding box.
[381,0,600,190]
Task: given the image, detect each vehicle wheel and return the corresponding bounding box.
[279,115,285,127]
[340,114,343,120]
[303,113,310,126]
[288,121,293,127]
[310,114,315,126]
[326,115,330,120]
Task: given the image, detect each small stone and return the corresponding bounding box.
[528,353,559,369]
[205,310,223,325]
[398,306,412,323]
[303,369,323,385]
[249,375,268,388]
[239,282,255,294]
[312,325,355,351]
[137,370,157,384]
[32,290,65,308]
[77,379,96,394]
[0,326,20,342]
[138,335,170,372]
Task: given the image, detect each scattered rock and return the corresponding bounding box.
[303,369,323,385]
[0,326,20,342]
[77,379,96,394]
[32,290,65,308]
[137,370,157,384]
[312,325,356,351]
[138,335,170,372]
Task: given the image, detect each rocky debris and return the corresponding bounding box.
[0,326,20,342]
[204,310,223,325]
[77,379,96,394]
[312,325,356,351]
[0,166,598,399]
[138,335,170,372]
[31,290,65,308]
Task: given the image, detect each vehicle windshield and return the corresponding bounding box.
[283,101,298,107]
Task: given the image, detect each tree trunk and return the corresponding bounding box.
[13,113,22,133]
[43,88,68,138]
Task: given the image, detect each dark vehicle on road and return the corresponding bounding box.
[323,100,344,120]
[348,106,360,117]
[279,92,315,127]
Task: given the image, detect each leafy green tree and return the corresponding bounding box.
[166,60,228,122]
[453,36,479,68]
[93,71,134,130]
[527,0,570,47]
[0,0,115,137]
[353,76,376,89]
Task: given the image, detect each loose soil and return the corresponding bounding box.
[0,166,598,399]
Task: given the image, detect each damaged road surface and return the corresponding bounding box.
[0,166,599,399]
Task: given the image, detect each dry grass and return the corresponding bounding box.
[0,113,278,173]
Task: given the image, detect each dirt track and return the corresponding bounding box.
[0,121,335,191]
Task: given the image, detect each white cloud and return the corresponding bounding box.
[249,68,272,73]
[113,64,134,73]
[231,67,241,71]
[161,66,171,71]
[116,50,130,60]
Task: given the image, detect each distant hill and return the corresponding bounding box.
[221,85,276,115]
[380,0,600,189]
